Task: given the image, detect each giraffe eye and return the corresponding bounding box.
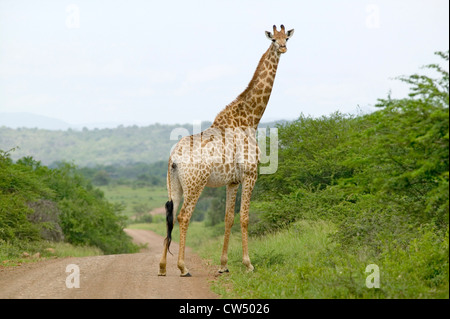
[272,39,276,42]
[286,38,289,42]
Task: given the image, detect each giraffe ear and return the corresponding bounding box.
[286,29,294,38]
[265,31,273,40]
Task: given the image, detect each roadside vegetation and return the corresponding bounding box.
[0,153,139,265]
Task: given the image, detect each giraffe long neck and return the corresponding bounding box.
[212,44,281,130]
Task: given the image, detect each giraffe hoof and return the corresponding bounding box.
[180,272,192,277]
[218,268,229,274]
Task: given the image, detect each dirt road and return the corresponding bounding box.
[0,229,219,299]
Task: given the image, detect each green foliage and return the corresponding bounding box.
[0,150,138,256]
[199,185,242,226]
[380,226,449,295]
[0,150,52,242]
[78,161,168,187]
[92,170,111,186]
[45,163,139,254]
[202,187,227,226]
[256,112,359,196]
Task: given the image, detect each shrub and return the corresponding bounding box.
[0,151,138,255]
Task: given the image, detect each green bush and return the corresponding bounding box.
[0,150,138,255]
[0,151,51,242]
[44,163,139,254]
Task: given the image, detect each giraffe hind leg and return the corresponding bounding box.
[177,187,206,277]
[158,169,182,276]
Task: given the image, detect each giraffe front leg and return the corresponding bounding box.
[240,212,254,272]
[239,176,256,273]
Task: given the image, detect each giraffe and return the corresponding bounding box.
[158,25,294,277]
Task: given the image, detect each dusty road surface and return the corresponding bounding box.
[0,229,219,299]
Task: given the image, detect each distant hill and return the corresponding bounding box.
[0,112,142,130]
[0,112,72,130]
[0,120,285,167]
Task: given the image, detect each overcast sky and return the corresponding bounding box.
[0,0,448,127]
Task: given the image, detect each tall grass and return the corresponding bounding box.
[132,218,448,298]
[212,221,449,298]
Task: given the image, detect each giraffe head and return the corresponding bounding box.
[265,24,294,54]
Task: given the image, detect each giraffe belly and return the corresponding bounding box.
[205,163,240,187]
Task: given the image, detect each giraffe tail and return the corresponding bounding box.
[164,158,175,255]
[165,199,174,255]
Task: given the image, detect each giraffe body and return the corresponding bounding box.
[158,25,294,277]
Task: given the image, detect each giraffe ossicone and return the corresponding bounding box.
[158,25,294,277]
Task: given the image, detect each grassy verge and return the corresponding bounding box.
[0,240,103,267]
[131,218,449,299]
[209,220,339,298]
